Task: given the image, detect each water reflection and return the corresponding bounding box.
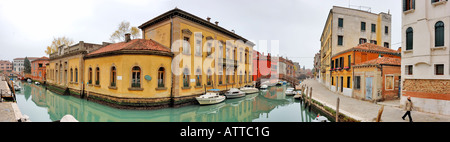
[15,82,319,122]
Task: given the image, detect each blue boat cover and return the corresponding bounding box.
[208,89,220,91]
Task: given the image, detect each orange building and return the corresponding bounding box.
[31,56,49,82]
[330,43,401,98]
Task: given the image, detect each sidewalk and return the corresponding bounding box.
[301,79,450,122]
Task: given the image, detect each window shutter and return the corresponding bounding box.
[412,0,415,9]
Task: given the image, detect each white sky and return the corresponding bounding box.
[0,0,401,69]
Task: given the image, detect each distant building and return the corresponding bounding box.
[313,51,321,79]
[320,6,392,91]
[401,0,450,115]
[0,60,13,73]
[13,57,39,75]
[30,56,49,82]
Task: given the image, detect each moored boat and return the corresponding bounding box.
[260,85,268,91]
[240,85,259,94]
[196,89,226,105]
[225,88,246,99]
[285,88,295,96]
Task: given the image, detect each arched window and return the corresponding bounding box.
[111,66,116,87]
[131,66,141,88]
[70,68,73,82]
[75,68,78,83]
[158,67,165,88]
[406,27,413,50]
[207,69,212,86]
[435,21,444,47]
[88,67,93,84]
[183,68,190,87]
[95,67,100,85]
[195,68,202,87]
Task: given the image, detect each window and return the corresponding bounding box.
[435,64,444,75]
[348,55,351,68]
[111,66,116,87]
[338,36,343,46]
[75,68,78,83]
[331,59,334,69]
[406,27,413,50]
[371,24,376,33]
[359,38,367,44]
[196,68,202,87]
[361,22,366,31]
[340,57,344,69]
[158,67,164,88]
[386,75,394,90]
[183,37,190,54]
[88,68,92,84]
[332,76,334,85]
[338,18,344,28]
[95,67,100,85]
[244,71,247,83]
[70,68,73,82]
[347,76,351,88]
[132,66,141,88]
[406,65,413,75]
[385,26,389,35]
[384,42,390,48]
[183,68,190,87]
[403,0,415,11]
[207,69,212,86]
[435,21,444,47]
[355,76,361,89]
[370,40,377,45]
[195,40,202,56]
[431,0,447,3]
[206,43,212,57]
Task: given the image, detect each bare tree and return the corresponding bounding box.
[109,21,141,43]
[44,36,74,55]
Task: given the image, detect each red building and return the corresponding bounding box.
[31,56,49,82]
[253,52,272,81]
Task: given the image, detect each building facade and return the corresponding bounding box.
[331,43,401,98]
[139,8,255,106]
[13,57,39,75]
[0,60,13,73]
[401,0,450,115]
[320,6,392,90]
[31,56,49,82]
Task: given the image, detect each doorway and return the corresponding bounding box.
[365,77,373,100]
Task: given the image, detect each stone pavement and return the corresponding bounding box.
[300,79,450,122]
[0,102,18,122]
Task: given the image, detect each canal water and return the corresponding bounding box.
[15,82,321,122]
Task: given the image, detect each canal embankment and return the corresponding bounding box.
[300,79,450,122]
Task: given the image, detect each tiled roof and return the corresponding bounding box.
[87,39,171,56]
[354,57,401,67]
[333,43,401,58]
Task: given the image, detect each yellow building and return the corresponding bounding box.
[320,6,391,90]
[46,8,255,109]
[139,8,255,106]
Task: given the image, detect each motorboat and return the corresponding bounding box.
[285,88,295,96]
[27,79,32,83]
[260,85,268,91]
[275,82,283,86]
[35,82,41,85]
[225,88,246,99]
[13,81,21,91]
[196,89,226,105]
[312,114,330,122]
[240,85,259,94]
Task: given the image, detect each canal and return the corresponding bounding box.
[15,81,322,122]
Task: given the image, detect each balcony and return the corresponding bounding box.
[219,58,238,67]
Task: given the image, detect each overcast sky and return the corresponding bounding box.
[0,0,401,69]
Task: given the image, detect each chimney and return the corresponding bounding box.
[215,21,219,25]
[125,33,131,42]
[207,17,211,22]
[231,30,235,33]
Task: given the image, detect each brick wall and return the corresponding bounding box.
[403,79,450,100]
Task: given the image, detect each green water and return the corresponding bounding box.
[15,82,320,122]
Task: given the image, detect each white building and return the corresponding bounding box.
[13,57,39,74]
[401,0,450,115]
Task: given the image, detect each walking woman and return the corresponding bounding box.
[402,96,413,122]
